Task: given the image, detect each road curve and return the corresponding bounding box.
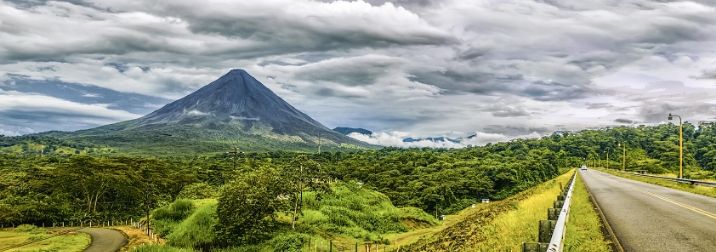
[580,169,716,252]
[80,228,127,252]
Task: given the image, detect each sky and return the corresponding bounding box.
[1,0,716,147]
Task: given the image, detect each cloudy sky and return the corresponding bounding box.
[2,0,716,146]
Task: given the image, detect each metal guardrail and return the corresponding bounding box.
[523,173,577,252]
[631,172,716,187]
[547,174,577,252]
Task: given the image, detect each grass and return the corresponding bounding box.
[300,181,437,242]
[564,173,611,252]
[115,226,164,252]
[145,182,437,252]
[132,244,194,252]
[0,225,90,252]
[166,202,217,248]
[598,168,716,198]
[151,199,218,249]
[399,170,574,251]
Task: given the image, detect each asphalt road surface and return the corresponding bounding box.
[80,228,127,252]
[580,169,716,252]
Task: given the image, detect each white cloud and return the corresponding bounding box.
[2,0,716,139]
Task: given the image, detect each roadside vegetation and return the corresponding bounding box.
[598,168,716,198]
[3,122,716,250]
[401,170,573,251]
[0,225,90,252]
[564,174,611,252]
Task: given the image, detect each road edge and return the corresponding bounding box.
[108,227,131,252]
[580,171,624,252]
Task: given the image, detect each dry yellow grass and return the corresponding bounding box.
[114,226,164,252]
[395,170,574,251]
[471,171,574,251]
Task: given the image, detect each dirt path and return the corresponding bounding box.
[80,228,127,252]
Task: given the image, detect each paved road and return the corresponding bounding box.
[80,228,127,252]
[580,169,716,252]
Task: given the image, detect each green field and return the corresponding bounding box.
[0,225,90,252]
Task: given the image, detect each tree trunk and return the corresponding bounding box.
[292,193,299,230]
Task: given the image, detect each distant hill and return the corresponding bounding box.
[40,69,370,154]
[333,127,373,136]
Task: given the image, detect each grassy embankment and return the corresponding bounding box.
[396,170,573,251]
[0,225,90,252]
[597,168,716,198]
[564,173,611,252]
[397,169,609,252]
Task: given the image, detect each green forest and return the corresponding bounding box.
[1,122,715,250]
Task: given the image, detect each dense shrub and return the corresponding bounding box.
[132,245,194,252]
[178,183,218,199]
[153,199,195,221]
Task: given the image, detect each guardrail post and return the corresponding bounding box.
[553,200,564,208]
[548,208,561,220]
[538,220,556,243]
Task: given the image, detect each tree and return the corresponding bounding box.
[284,155,329,229]
[216,164,290,245]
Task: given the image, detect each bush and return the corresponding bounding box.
[267,233,312,251]
[298,181,437,241]
[15,224,39,233]
[153,199,195,221]
[178,183,219,199]
[132,244,194,252]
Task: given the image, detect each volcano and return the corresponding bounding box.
[44,69,369,153]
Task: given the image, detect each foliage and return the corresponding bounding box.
[404,171,574,251]
[132,244,195,252]
[177,183,219,199]
[215,165,290,245]
[153,200,195,222]
[299,181,437,241]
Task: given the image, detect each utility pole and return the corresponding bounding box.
[668,113,684,178]
[606,150,609,170]
[227,147,240,170]
[618,143,626,171]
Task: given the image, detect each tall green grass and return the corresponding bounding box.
[300,181,437,241]
[150,199,218,249]
[167,202,217,248]
[132,244,194,252]
[152,199,195,237]
[564,174,611,252]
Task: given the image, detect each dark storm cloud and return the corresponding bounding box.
[614,118,637,124]
[639,103,716,123]
[409,70,593,101]
[693,69,716,80]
